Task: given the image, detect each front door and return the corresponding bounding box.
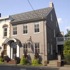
[10,41,17,59]
[13,48,16,59]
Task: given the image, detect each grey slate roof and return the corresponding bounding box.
[10,7,53,23]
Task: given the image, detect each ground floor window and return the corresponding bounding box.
[3,44,7,55]
[34,43,40,54]
[23,43,28,53]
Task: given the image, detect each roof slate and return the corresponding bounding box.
[10,7,53,23]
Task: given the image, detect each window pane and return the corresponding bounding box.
[13,31,17,35]
[23,43,28,53]
[13,26,17,35]
[23,25,28,34]
[3,27,7,37]
[34,23,39,32]
[4,32,7,36]
[35,43,40,53]
[4,28,7,31]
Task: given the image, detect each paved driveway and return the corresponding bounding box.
[0,65,59,70]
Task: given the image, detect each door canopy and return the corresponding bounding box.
[2,38,22,47]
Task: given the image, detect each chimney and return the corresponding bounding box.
[49,2,54,8]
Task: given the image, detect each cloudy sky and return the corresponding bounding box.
[0,0,70,34]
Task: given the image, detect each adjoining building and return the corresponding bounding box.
[0,16,10,56]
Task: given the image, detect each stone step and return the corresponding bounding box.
[8,60,16,64]
[47,60,57,67]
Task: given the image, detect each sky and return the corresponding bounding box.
[0,0,70,35]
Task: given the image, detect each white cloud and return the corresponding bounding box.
[57,18,62,24]
[66,26,70,30]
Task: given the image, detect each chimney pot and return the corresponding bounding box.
[49,2,54,7]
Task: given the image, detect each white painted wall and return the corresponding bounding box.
[0,16,10,56]
[17,45,19,57]
[7,45,11,58]
[11,47,13,59]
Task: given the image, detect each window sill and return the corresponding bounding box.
[23,33,28,35]
[34,32,40,34]
[12,34,17,36]
[3,36,7,39]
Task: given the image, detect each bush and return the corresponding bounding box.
[32,58,39,66]
[63,40,70,64]
[3,55,10,62]
[0,56,3,64]
[15,57,20,64]
[64,54,70,64]
[20,55,27,65]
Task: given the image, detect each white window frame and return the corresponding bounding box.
[13,26,17,35]
[34,22,40,33]
[23,24,28,34]
[23,43,28,53]
[34,43,40,54]
[3,27,7,37]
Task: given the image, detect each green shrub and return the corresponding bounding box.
[64,54,70,64]
[20,55,27,65]
[63,40,70,64]
[0,56,3,64]
[32,58,39,66]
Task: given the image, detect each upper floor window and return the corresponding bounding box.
[34,43,40,54]
[34,23,39,33]
[23,24,28,34]
[13,26,17,35]
[3,27,7,37]
[3,24,8,37]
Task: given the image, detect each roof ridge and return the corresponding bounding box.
[10,7,53,16]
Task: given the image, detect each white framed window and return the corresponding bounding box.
[13,26,17,35]
[34,23,39,33]
[3,27,7,37]
[34,43,40,54]
[23,24,28,34]
[23,43,28,53]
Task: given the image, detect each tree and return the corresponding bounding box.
[63,30,70,64]
[63,40,70,64]
[65,29,70,37]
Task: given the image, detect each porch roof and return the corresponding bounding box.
[2,38,22,47]
[3,38,16,45]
